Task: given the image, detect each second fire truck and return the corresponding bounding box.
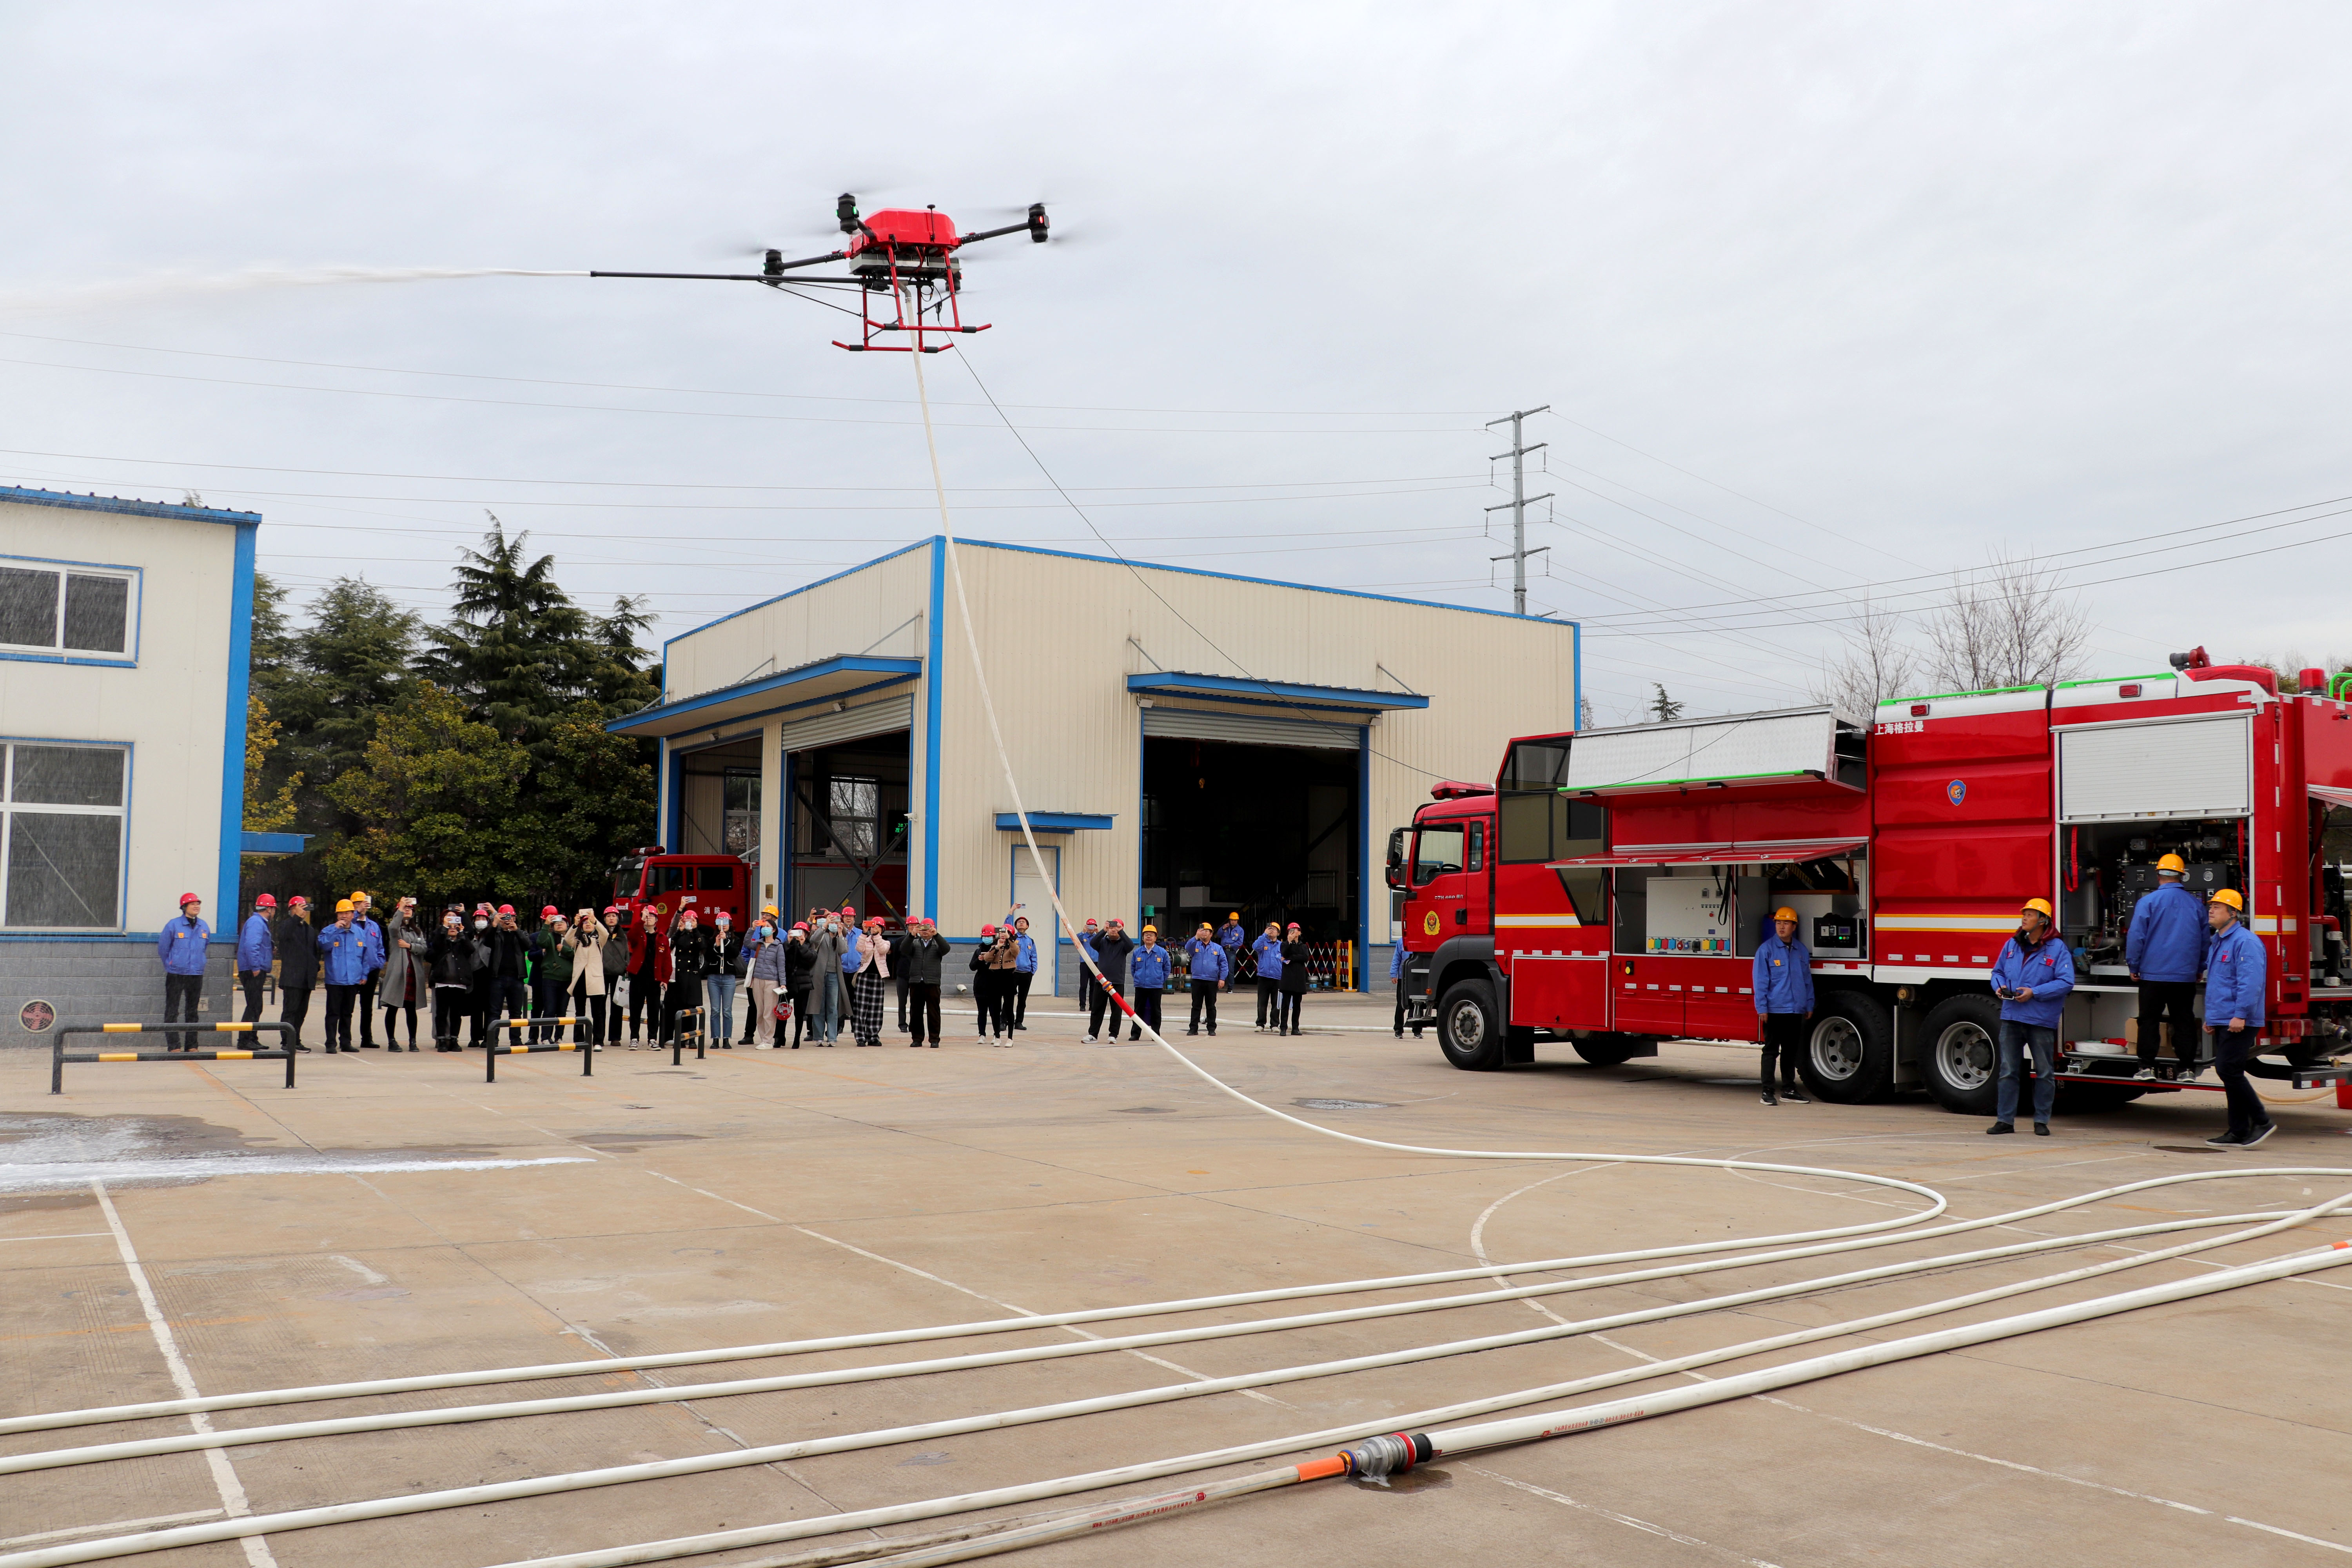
[1391,652,2352,1115]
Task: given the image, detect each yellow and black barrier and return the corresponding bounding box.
[484,1018,599,1082]
[51,1020,296,1094]
[670,1006,706,1067]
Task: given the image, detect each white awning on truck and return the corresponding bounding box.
[1563,706,1860,794]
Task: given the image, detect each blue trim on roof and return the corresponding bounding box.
[1127,672,1431,710]
[660,535,1577,651]
[660,539,936,653]
[0,485,261,526]
[240,830,309,855]
[606,655,924,734]
[995,812,1115,833]
[218,521,257,921]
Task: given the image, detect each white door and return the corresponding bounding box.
[1010,843,1061,996]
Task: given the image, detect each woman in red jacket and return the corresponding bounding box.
[625,906,674,1045]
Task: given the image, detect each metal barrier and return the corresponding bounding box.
[484,1017,600,1082]
[51,1021,297,1095]
[670,1006,707,1066]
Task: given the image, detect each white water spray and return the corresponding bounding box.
[0,266,588,313]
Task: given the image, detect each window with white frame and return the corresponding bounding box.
[0,561,134,656]
[2,743,128,929]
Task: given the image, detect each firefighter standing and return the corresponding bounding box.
[1987,897,2074,1136]
[1751,906,1813,1106]
[2126,853,2205,1080]
[2201,889,2272,1149]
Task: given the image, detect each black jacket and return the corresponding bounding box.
[900,932,950,985]
[711,928,745,978]
[428,929,479,987]
[782,937,817,993]
[488,925,531,981]
[1278,940,1310,994]
[671,926,715,981]
[1093,931,1136,985]
[275,915,319,986]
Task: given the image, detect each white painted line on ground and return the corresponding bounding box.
[91,1180,279,1568]
[0,1232,109,1243]
[2227,1516,2352,1553]
[791,1224,1296,1408]
[1466,1466,1785,1567]
[0,1511,223,1549]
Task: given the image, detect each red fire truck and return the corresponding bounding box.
[609,846,756,935]
[1390,653,2352,1116]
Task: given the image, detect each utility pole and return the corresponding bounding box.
[1485,406,1553,615]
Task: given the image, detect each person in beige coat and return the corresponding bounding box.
[565,910,608,1047]
[849,916,891,1047]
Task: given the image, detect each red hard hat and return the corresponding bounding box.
[254,894,277,907]
[981,924,997,936]
[497,904,515,916]
[179,891,201,906]
[288,894,309,906]
[540,905,559,918]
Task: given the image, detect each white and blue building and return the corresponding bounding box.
[609,537,1580,995]
[0,486,276,1041]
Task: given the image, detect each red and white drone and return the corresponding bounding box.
[593,194,1049,352]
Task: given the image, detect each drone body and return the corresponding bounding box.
[594,194,1049,352]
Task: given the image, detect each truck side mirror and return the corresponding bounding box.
[1385,828,1406,890]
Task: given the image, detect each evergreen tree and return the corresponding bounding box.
[272,577,421,835]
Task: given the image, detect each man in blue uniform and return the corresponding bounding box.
[2200,889,2271,1149]
[1987,897,2074,1136]
[1751,905,1813,1106]
[236,893,277,1025]
[1183,922,1229,1035]
[158,893,211,1051]
[1251,921,1286,1031]
[2126,853,2205,1080]
[1129,925,1172,1040]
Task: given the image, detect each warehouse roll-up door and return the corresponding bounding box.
[2058,715,2250,821]
[776,694,915,755]
[1141,706,1361,750]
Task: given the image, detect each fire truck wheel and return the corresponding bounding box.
[1572,1035,1647,1066]
[1436,979,1507,1071]
[1918,994,2003,1116]
[1798,992,1894,1103]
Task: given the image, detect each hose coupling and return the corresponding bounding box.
[1339,1431,1432,1486]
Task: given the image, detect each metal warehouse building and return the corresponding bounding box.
[609,538,1579,995]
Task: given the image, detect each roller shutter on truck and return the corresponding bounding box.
[2057,715,2251,822]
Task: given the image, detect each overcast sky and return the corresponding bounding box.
[3,2,2347,723]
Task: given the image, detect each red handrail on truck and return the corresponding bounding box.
[1390,662,2352,1118]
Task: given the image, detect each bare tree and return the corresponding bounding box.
[1925,550,2091,692]
[1810,595,1918,719]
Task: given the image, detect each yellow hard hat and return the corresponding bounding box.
[350,890,368,901]
[2155,853,2186,874]
[2209,888,2244,911]
[2021,898,2055,919]
[334,898,354,913]
[1772,906,1800,923]
[761,904,779,916]
[1142,924,1158,935]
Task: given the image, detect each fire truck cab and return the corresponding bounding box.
[1392,656,2352,1117]
[609,846,755,936]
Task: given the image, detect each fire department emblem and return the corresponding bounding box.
[1423,910,1441,936]
[1947,779,1967,805]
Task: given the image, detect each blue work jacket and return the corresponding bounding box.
[158,915,212,975]
[1251,933,1286,980]
[317,921,374,986]
[1014,933,1038,974]
[1989,931,2075,1027]
[236,913,274,972]
[1389,944,1404,980]
[1751,934,1814,1014]
[1185,940,1230,983]
[2202,922,2267,1027]
[1219,922,1245,953]
[1131,943,1172,988]
[2125,881,2207,982]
